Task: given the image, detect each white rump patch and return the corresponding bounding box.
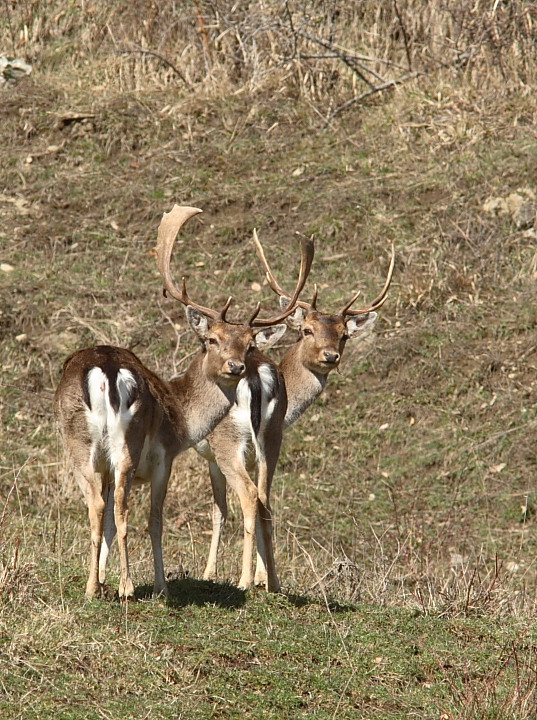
[107,369,139,468]
[85,367,109,444]
[116,369,138,406]
[85,367,140,470]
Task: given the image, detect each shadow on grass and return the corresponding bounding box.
[135,577,247,609]
[285,591,356,613]
[133,577,355,613]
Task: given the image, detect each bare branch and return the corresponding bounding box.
[111,42,191,88]
[278,20,383,90]
[325,72,420,124]
[392,0,413,71]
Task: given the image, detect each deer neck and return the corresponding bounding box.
[169,352,236,449]
[279,342,328,429]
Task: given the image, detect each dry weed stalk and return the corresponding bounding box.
[0,463,37,601]
[427,632,537,719]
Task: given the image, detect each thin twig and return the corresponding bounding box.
[472,423,530,451]
[291,532,356,674]
[111,43,191,88]
[194,0,212,64]
[0,381,54,400]
[284,0,298,60]
[295,53,387,84]
[1,0,16,54]
[325,72,419,124]
[392,0,413,71]
[285,26,378,90]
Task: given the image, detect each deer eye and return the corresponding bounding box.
[207,337,219,346]
[303,328,314,336]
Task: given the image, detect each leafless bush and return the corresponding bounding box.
[2,1,535,113]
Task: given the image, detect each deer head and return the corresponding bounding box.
[253,228,394,375]
[156,206,314,385]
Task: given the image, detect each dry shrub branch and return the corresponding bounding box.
[2,1,535,110]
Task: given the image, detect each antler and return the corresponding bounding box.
[156,205,233,321]
[253,229,315,312]
[254,228,394,317]
[340,244,395,317]
[248,233,314,327]
[157,205,313,327]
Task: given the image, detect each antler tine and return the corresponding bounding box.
[252,228,285,296]
[247,302,261,327]
[310,284,319,310]
[219,295,233,322]
[253,228,313,311]
[342,244,395,317]
[338,288,362,317]
[179,278,235,323]
[250,233,315,327]
[156,205,227,321]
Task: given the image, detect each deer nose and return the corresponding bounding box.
[227,360,245,376]
[324,350,340,364]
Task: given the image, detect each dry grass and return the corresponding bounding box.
[3,1,535,107]
[2,2,537,716]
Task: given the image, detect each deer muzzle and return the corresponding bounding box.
[226,359,246,376]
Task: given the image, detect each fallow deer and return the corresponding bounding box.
[200,231,394,591]
[54,205,313,599]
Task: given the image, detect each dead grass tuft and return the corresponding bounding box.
[437,633,537,719]
[0,539,37,602]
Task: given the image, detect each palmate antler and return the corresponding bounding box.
[156,205,314,327]
[254,228,395,317]
[156,206,230,320]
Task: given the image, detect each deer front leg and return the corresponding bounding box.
[203,461,228,582]
[148,458,172,598]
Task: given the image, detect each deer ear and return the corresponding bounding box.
[279,296,305,330]
[186,306,210,339]
[346,311,377,338]
[254,324,287,350]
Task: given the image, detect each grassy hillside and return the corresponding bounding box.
[2,1,537,717]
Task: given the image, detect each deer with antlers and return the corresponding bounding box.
[199,231,394,592]
[54,205,313,599]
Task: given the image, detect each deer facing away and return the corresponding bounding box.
[199,231,394,592]
[54,205,313,599]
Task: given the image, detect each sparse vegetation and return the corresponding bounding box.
[2,1,537,717]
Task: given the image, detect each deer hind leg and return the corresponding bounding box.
[76,465,106,599]
[203,461,228,582]
[114,461,135,599]
[98,476,116,586]
[148,456,172,598]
